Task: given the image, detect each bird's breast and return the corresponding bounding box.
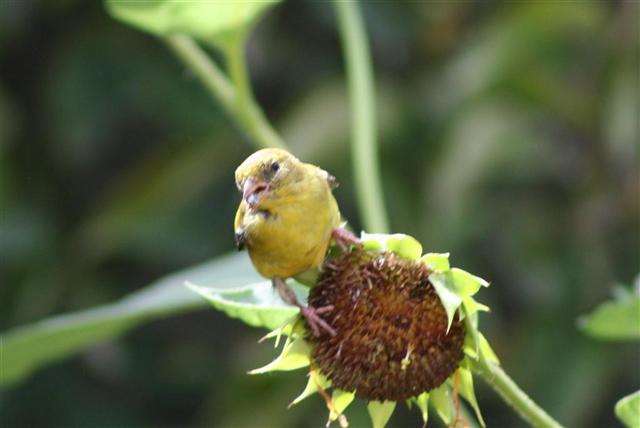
[240,189,340,279]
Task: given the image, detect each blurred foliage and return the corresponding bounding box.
[579,278,640,341]
[0,0,638,427]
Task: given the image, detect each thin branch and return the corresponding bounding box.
[165,35,286,150]
[333,0,389,233]
[474,358,564,428]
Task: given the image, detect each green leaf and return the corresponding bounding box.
[385,235,423,260]
[429,272,463,332]
[106,0,281,48]
[579,295,640,340]
[186,280,303,331]
[330,390,355,421]
[421,253,450,271]
[458,366,486,427]
[249,337,311,374]
[415,392,430,425]
[367,401,396,428]
[430,383,453,425]
[0,252,261,387]
[450,268,489,296]
[615,390,640,428]
[360,232,422,260]
[290,370,330,407]
[463,296,491,317]
[463,314,481,360]
[478,333,500,364]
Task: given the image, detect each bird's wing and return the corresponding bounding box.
[234,201,248,250]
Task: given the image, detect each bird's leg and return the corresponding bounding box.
[273,277,336,337]
[332,227,361,253]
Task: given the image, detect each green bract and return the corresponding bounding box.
[189,232,496,427]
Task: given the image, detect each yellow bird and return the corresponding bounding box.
[234,148,358,336]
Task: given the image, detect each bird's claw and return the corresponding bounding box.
[332,228,361,253]
[302,305,336,337]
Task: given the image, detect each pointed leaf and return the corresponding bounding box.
[259,315,300,349]
[186,280,303,330]
[415,392,430,425]
[431,384,453,425]
[330,390,355,421]
[0,252,259,387]
[463,296,490,317]
[429,272,462,332]
[367,401,396,428]
[290,370,330,407]
[458,367,486,427]
[421,253,450,271]
[615,390,640,428]
[451,268,489,297]
[249,337,310,374]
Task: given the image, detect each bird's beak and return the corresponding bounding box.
[242,177,268,207]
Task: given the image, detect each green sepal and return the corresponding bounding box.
[360,232,422,260]
[429,272,462,332]
[259,315,300,348]
[385,235,422,260]
[463,330,479,360]
[430,383,453,425]
[462,311,481,359]
[289,370,330,407]
[450,268,489,297]
[478,333,500,364]
[414,392,430,425]
[330,390,356,421]
[367,401,396,428]
[248,337,310,374]
[463,296,490,317]
[458,366,486,427]
[421,253,450,271]
[615,390,640,428]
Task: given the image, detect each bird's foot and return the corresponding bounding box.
[332,228,361,253]
[301,305,336,337]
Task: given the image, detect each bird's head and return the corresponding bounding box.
[235,148,300,208]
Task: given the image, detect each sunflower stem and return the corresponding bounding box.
[474,358,564,428]
[165,35,286,150]
[333,0,389,233]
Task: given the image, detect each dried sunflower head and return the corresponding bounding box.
[250,233,499,428]
[307,248,465,402]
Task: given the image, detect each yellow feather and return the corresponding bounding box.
[234,149,341,279]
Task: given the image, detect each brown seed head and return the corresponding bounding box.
[306,249,465,401]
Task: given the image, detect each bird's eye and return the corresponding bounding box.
[271,162,280,172]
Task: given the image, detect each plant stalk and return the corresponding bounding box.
[333,0,389,233]
[165,35,286,150]
[474,358,564,428]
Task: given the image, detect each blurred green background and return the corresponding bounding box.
[1,0,638,427]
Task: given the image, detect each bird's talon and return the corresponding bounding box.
[301,305,337,337]
[332,228,361,253]
[315,305,334,315]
